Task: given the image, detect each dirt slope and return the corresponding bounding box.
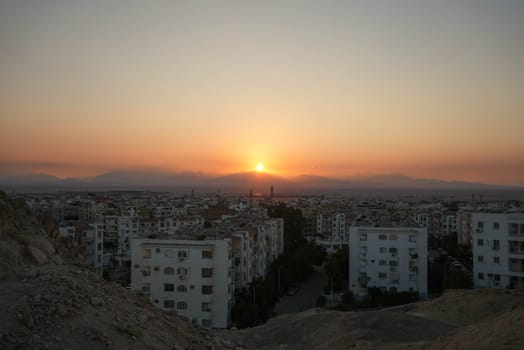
[0,191,239,350]
[226,308,454,350]
[409,288,524,326]
[226,285,524,350]
[426,304,524,350]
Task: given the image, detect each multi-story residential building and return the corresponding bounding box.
[301,208,318,237]
[131,239,234,328]
[457,209,473,246]
[349,215,428,299]
[75,223,104,275]
[472,212,524,289]
[315,212,348,253]
[441,211,457,235]
[130,216,284,328]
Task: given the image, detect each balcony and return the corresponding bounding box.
[509,241,524,255]
[509,224,524,237]
[509,259,524,273]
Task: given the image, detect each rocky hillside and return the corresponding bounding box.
[226,288,523,350]
[0,191,239,350]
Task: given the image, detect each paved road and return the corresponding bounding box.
[273,265,328,315]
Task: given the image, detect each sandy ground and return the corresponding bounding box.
[225,289,524,350]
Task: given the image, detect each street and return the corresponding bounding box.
[273,265,328,315]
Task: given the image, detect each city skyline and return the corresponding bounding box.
[1,1,523,186]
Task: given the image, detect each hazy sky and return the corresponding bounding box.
[1,0,523,185]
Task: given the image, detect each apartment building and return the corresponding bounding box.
[131,217,284,328]
[457,209,473,246]
[472,212,524,289]
[131,239,234,328]
[349,215,428,299]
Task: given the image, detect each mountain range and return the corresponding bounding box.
[0,169,521,192]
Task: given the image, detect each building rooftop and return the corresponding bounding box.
[352,213,421,228]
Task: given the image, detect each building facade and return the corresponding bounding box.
[349,218,427,299]
[131,239,234,328]
[472,212,524,289]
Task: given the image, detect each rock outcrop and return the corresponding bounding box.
[0,191,240,350]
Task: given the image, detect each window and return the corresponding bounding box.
[478,255,484,262]
[164,249,176,258]
[390,279,399,284]
[409,235,416,242]
[164,267,175,275]
[177,301,187,310]
[142,283,151,292]
[379,260,387,266]
[493,222,500,230]
[389,235,397,241]
[494,256,500,264]
[493,240,500,251]
[164,283,174,292]
[478,272,484,280]
[494,274,500,281]
[202,285,213,295]
[177,285,187,292]
[143,248,151,258]
[378,234,387,240]
[378,272,387,279]
[164,300,174,308]
[389,247,398,253]
[389,260,398,266]
[409,248,416,255]
[477,222,484,231]
[360,233,367,241]
[142,267,151,277]
[202,250,213,259]
[178,250,188,258]
[379,247,387,253]
[202,268,213,278]
[477,239,483,246]
[177,267,188,275]
[202,302,211,312]
[409,274,417,281]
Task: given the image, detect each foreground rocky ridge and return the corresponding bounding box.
[227,286,524,350]
[0,191,238,350]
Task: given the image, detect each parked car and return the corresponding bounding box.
[287,286,299,296]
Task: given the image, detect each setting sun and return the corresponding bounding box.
[256,163,264,173]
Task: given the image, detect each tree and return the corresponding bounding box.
[324,247,349,292]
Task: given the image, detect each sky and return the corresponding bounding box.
[1,0,523,185]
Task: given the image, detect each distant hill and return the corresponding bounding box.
[0,169,521,192]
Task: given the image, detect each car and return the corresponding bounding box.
[452,262,463,269]
[286,286,299,296]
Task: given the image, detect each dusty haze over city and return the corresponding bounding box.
[1,0,523,186]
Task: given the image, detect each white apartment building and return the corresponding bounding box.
[349,217,428,299]
[81,223,104,275]
[130,217,284,328]
[131,239,234,328]
[441,213,457,235]
[472,212,524,289]
[118,216,139,255]
[317,212,345,238]
[457,209,473,246]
